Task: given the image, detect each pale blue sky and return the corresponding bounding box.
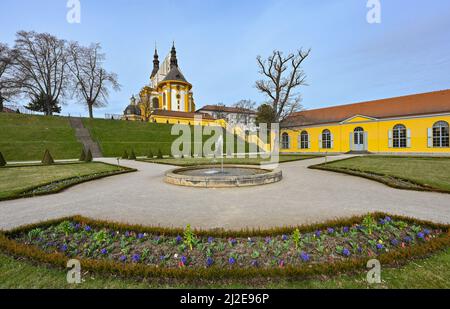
[1,0,449,117]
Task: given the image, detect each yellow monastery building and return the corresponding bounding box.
[280,90,450,155]
[123,43,217,126]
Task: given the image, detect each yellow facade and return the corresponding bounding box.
[150,115,219,126]
[281,114,450,154]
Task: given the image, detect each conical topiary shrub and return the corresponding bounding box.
[42,149,54,165]
[147,149,154,159]
[85,149,93,162]
[129,149,137,160]
[157,149,163,159]
[79,149,86,161]
[122,150,129,159]
[0,152,6,167]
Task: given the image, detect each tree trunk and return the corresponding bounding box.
[0,97,3,112]
[88,102,93,118]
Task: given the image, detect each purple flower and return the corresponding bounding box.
[314,230,321,238]
[384,216,392,222]
[265,237,271,244]
[154,236,161,243]
[251,260,259,267]
[228,257,236,265]
[175,235,182,244]
[379,219,386,225]
[281,234,288,241]
[390,239,399,246]
[207,237,215,244]
[84,226,91,232]
[417,232,425,240]
[206,257,214,267]
[342,248,351,257]
[61,244,68,252]
[137,233,144,239]
[132,254,140,263]
[74,223,81,231]
[100,248,108,255]
[327,228,335,234]
[424,229,431,235]
[342,227,349,233]
[119,255,127,262]
[300,252,310,262]
[404,236,412,243]
[124,231,130,237]
[181,255,188,265]
[376,243,384,250]
[159,255,166,261]
[357,246,363,253]
[229,238,237,246]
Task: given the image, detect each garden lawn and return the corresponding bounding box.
[0,163,122,200]
[139,155,318,166]
[315,156,450,192]
[83,118,258,158]
[0,113,82,161]
[0,249,448,288]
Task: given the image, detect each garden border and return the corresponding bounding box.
[0,213,448,280]
[0,162,137,202]
[308,156,450,194]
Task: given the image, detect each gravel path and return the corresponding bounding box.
[0,156,449,231]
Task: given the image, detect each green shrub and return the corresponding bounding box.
[79,149,86,161]
[147,149,154,159]
[41,149,54,165]
[85,149,93,162]
[122,150,129,159]
[0,152,6,167]
[129,150,137,160]
[157,149,163,159]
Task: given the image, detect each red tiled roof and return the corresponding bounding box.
[197,105,256,114]
[151,110,216,120]
[2,107,15,113]
[282,89,450,127]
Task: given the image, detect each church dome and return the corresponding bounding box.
[124,104,141,116]
[162,66,188,83]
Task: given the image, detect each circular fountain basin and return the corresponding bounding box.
[164,165,282,188]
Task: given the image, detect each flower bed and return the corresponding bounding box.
[0,213,448,280]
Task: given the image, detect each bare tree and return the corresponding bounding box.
[68,42,120,118]
[255,49,310,122]
[12,31,70,115]
[232,99,256,125]
[0,43,18,111]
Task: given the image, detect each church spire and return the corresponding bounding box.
[170,41,178,69]
[150,45,159,79]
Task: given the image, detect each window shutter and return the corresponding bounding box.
[364,132,369,151]
[307,137,311,149]
[330,133,334,149]
[427,128,433,148]
[388,130,393,148]
[319,136,322,149]
[407,129,411,148]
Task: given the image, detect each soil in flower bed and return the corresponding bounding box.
[10,215,445,270]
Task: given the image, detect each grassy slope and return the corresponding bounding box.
[0,113,82,161]
[0,163,121,200]
[83,118,256,157]
[140,155,318,166]
[320,156,450,192]
[0,249,448,288]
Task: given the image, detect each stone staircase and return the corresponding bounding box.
[69,117,103,158]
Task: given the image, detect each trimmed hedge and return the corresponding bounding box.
[1,213,448,280]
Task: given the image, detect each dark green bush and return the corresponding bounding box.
[122,150,129,159]
[41,149,54,165]
[129,150,137,160]
[147,149,154,159]
[79,149,86,161]
[157,149,163,159]
[85,149,93,162]
[0,152,6,167]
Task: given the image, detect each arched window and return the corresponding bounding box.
[393,124,407,148]
[152,97,159,109]
[299,131,309,149]
[281,133,290,149]
[322,129,331,149]
[433,121,449,147]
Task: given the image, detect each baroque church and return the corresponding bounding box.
[123,43,216,125]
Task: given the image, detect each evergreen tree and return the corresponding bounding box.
[129,149,136,160]
[25,92,61,114]
[79,149,86,161]
[0,152,6,167]
[157,149,163,159]
[42,149,54,165]
[85,149,93,162]
[147,149,154,159]
[122,150,128,159]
